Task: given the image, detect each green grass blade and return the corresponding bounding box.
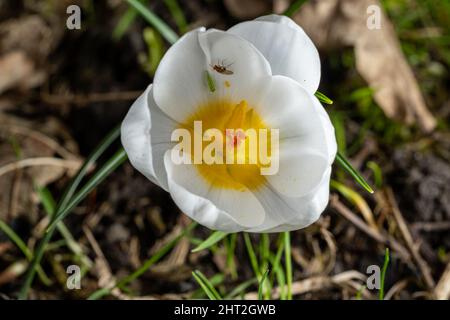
[283,0,307,17]
[47,148,127,231]
[0,219,51,285]
[163,0,187,33]
[367,161,383,189]
[335,152,374,194]
[284,232,293,300]
[191,274,225,299]
[56,125,122,218]
[143,27,164,76]
[117,222,196,288]
[113,0,149,40]
[224,278,258,299]
[258,269,270,300]
[191,231,227,253]
[379,248,390,300]
[192,270,222,300]
[0,219,33,261]
[315,91,334,105]
[113,7,137,40]
[126,0,179,45]
[243,233,260,278]
[19,126,122,299]
[88,222,197,299]
[271,255,287,300]
[355,285,366,300]
[37,187,92,268]
[225,233,238,279]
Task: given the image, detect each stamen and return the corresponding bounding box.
[225,100,248,129]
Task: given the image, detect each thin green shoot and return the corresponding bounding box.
[283,0,307,17]
[243,233,261,278]
[163,0,188,34]
[258,269,270,300]
[0,219,51,286]
[19,125,122,299]
[367,161,383,189]
[47,148,127,231]
[191,273,225,299]
[224,278,258,299]
[88,222,197,299]
[126,0,179,44]
[192,270,222,300]
[315,91,334,105]
[379,248,390,300]
[225,233,238,279]
[284,232,293,300]
[36,186,92,269]
[336,152,374,194]
[113,0,149,40]
[355,285,366,300]
[191,230,227,253]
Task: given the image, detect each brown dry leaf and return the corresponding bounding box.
[0,15,55,63]
[0,15,56,94]
[0,113,81,223]
[294,0,436,132]
[0,51,45,94]
[224,0,272,19]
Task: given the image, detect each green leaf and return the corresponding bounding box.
[224,278,258,299]
[191,274,225,299]
[37,186,92,269]
[284,232,293,300]
[258,269,270,300]
[126,0,179,45]
[113,0,147,40]
[19,125,122,299]
[143,27,164,76]
[367,161,383,189]
[47,148,128,231]
[163,0,188,34]
[315,91,334,105]
[335,152,374,194]
[243,233,260,278]
[379,248,390,300]
[89,222,197,299]
[192,270,222,300]
[191,230,227,253]
[0,219,52,286]
[283,0,307,17]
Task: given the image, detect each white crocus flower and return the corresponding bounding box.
[121,14,337,233]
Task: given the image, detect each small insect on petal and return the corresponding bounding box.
[211,60,234,75]
[205,71,216,93]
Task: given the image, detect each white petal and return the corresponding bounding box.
[253,75,335,197]
[164,151,266,231]
[153,28,271,123]
[248,167,331,233]
[197,29,271,103]
[121,85,178,190]
[312,97,338,165]
[268,139,329,197]
[228,14,321,93]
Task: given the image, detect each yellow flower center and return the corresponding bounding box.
[181,99,273,191]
